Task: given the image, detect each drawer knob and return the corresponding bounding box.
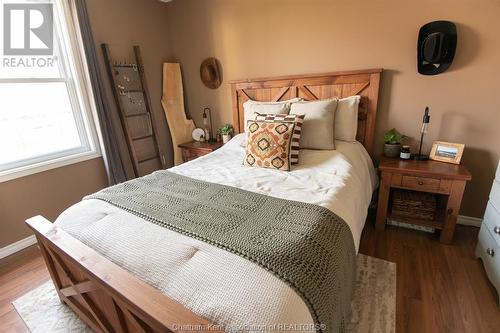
[486,248,495,257]
[494,226,500,234]
[417,178,424,185]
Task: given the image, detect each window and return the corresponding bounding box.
[0,0,99,181]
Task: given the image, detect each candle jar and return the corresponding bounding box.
[400,145,411,160]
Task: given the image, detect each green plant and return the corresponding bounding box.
[219,124,234,135]
[383,128,407,144]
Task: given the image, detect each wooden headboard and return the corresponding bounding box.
[230,68,383,157]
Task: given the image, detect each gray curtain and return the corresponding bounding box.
[75,0,128,185]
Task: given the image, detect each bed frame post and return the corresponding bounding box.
[26,216,222,333]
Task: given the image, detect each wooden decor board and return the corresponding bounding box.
[161,63,196,166]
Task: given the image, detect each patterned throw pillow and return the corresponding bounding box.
[254,113,304,165]
[244,120,296,171]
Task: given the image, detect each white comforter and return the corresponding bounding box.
[55,134,377,332]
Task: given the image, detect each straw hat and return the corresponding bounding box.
[200,57,222,89]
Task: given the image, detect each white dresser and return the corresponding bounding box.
[476,158,500,306]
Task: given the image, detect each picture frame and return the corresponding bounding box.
[429,141,465,164]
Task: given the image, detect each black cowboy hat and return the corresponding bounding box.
[417,21,457,75]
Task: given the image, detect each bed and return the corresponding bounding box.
[27,69,382,333]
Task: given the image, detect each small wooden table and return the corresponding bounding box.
[178,141,223,163]
[376,157,472,244]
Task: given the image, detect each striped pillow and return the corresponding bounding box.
[254,113,304,165]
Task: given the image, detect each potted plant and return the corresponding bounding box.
[383,128,407,158]
[219,124,234,144]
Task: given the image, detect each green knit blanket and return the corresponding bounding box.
[85,170,356,333]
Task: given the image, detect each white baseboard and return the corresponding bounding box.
[457,215,482,227]
[0,235,37,260]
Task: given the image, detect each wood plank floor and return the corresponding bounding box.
[359,222,500,333]
[0,245,49,333]
[0,223,498,332]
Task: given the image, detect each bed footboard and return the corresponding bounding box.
[26,216,220,333]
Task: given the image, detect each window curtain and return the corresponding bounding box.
[74,0,128,185]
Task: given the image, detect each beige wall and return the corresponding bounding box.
[166,0,500,217]
[2,0,499,249]
[0,158,107,247]
[0,0,173,248]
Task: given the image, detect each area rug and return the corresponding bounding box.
[13,254,395,333]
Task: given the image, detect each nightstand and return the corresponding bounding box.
[178,141,223,163]
[376,157,472,244]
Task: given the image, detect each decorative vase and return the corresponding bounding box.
[384,143,401,158]
[222,134,231,144]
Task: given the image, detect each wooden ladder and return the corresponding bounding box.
[102,44,166,178]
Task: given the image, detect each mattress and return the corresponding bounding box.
[55,134,377,332]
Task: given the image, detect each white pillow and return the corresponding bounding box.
[242,98,302,134]
[335,95,360,142]
[290,98,338,150]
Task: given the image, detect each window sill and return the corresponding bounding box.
[0,150,102,183]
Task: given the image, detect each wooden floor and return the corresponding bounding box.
[0,245,49,333]
[360,222,500,333]
[0,223,498,333]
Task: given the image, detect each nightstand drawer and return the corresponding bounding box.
[179,141,223,164]
[181,149,209,162]
[399,175,440,191]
